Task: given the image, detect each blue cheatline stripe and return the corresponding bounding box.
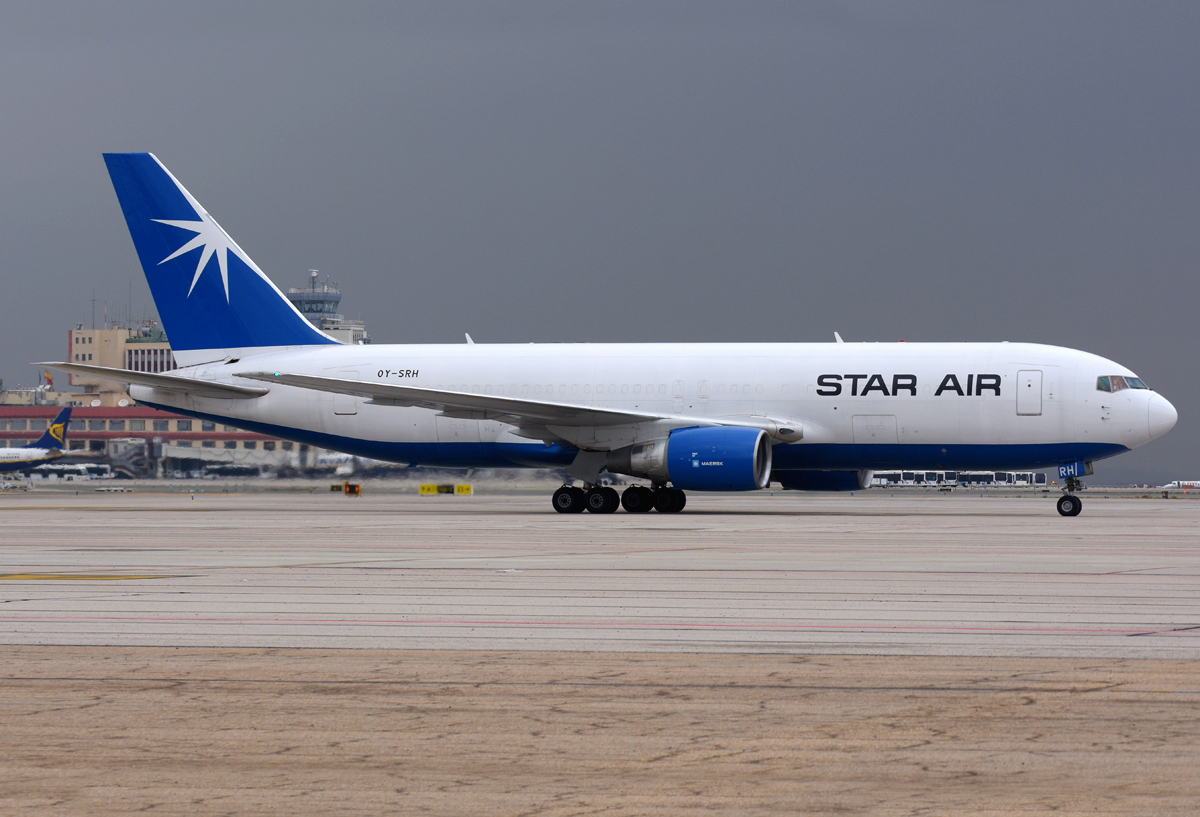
[770,441,1129,471]
[141,400,1129,477]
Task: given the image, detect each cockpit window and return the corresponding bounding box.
[1098,375,1149,393]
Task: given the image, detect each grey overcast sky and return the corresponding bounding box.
[2,1,1196,483]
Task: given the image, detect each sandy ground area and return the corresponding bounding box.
[3,647,1198,816]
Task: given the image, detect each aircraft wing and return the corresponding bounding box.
[41,362,270,399]
[236,371,664,426]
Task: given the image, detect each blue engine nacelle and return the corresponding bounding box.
[774,469,873,491]
[605,426,773,491]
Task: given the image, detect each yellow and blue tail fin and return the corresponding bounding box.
[32,407,71,451]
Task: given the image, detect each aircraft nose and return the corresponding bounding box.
[1148,393,1178,440]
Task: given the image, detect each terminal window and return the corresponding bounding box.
[223,441,236,449]
[130,420,145,431]
[201,421,215,432]
[8,420,26,431]
[30,420,47,430]
[176,420,192,431]
[152,420,169,432]
[109,420,125,431]
[88,420,105,431]
[243,441,256,449]
[263,441,275,451]
[201,441,216,448]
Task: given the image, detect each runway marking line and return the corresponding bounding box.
[0,613,1193,636]
[0,574,176,581]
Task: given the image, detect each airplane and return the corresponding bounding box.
[0,407,73,473]
[1160,481,1200,489]
[45,153,1178,517]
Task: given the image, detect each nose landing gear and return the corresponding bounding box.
[1056,493,1082,517]
[1056,476,1084,517]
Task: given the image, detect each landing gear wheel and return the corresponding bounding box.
[621,486,655,513]
[585,486,619,514]
[552,486,586,514]
[1056,494,1082,517]
[653,487,686,513]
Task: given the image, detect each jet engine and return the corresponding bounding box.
[606,426,772,491]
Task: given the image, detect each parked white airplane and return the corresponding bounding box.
[0,407,72,472]
[47,154,1177,516]
[1160,481,1200,489]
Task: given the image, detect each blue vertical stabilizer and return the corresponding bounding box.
[103,153,337,356]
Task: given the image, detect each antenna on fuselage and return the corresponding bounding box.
[834,332,844,344]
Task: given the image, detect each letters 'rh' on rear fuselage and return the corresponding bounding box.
[44,154,1177,516]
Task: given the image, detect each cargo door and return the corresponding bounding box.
[852,415,899,445]
[435,415,481,443]
[1016,370,1042,416]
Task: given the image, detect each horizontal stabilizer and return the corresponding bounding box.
[41,363,269,399]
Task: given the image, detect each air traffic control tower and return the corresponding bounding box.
[285,270,370,345]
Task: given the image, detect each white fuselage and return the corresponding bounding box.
[129,340,1175,474]
[0,446,61,472]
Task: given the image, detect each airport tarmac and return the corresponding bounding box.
[1,489,1197,657]
[2,488,1198,814]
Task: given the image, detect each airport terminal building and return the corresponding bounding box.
[0,273,373,477]
[0,405,302,477]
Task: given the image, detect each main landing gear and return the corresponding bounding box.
[552,484,686,514]
[1056,477,1084,517]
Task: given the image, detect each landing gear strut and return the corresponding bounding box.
[1057,477,1083,517]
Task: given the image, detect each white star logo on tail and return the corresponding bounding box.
[153,211,257,301]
